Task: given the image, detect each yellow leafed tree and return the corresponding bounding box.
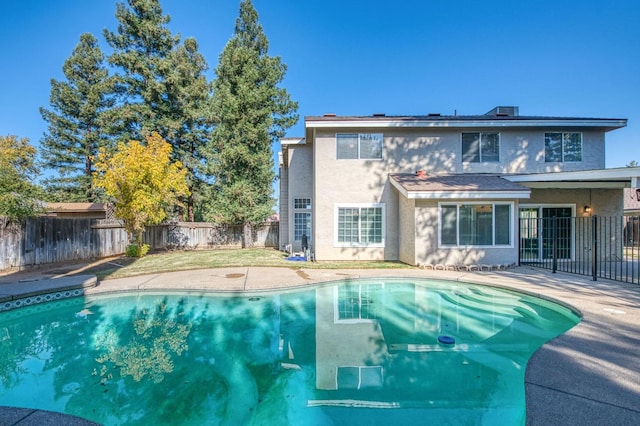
[93,132,189,254]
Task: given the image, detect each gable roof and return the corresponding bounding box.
[389,173,531,199]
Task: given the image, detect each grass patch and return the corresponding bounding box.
[96,248,415,280]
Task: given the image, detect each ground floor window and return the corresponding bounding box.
[335,204,385,247]
[440,203,512,246]
[294,212,311,242]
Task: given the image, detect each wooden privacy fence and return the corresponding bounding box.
[0,218,279,271]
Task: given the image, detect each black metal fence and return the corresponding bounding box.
[519,215,640,284]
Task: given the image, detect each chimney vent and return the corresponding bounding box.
[485,106,519,116]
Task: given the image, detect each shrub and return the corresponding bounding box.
[126,244,150,258]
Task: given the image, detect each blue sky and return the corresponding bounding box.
[1,0,639,171]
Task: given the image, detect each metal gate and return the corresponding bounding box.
[519,215,640,284]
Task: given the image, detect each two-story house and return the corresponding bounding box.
[279,106,638,267]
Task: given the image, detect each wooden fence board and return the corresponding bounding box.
[0,218,279,271]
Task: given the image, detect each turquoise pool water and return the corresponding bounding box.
[0,278,579,425]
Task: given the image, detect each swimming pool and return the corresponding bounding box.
[0,278,579,425]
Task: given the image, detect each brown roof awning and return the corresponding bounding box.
[389,173,531,199]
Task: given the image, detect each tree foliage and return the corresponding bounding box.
[39,33,114,202]
[104,0,212,221]
[160,38,213,221]
[0,135,44,222]
[93,132,189,248]
[207,0,298,246]
[103,0,180,141]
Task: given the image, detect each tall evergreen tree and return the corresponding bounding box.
[103,0,179,141]
[161,38,213,221]
[207,0,298,247]
[39,33,114,202]
[105,0,212,221]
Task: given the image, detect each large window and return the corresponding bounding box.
[335,204,385,246]
[462,132,500,162]
[440,203,512,246]
[293,198,311,242]
[336,133,383,159]
[545,133,582,162]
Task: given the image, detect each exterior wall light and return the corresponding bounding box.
[584,205,592,214]
[636,188,640,201]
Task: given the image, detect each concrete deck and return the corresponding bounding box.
[1,265,638,425]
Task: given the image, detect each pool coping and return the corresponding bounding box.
[1,266,639,425]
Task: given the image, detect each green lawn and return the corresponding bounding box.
[96,247,415,280]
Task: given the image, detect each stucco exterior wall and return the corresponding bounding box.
[313,130,399,261]
[526,188,623,217]
[384,129,606,175]
[283,144,313,252]
[398,196,415,264]
[285,122,617,264]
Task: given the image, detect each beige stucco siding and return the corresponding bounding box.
[312,130,398,260]
[288,124,615,263]
[386,129,605,174]
[525,188,623,217]
[285,144,313,252]
[398,196,416,264]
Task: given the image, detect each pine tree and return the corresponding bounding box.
[105,0,212,221]
[103,0,179,141]
[161,38,213,221]
[39,33,114,202]
[207,0,298,247]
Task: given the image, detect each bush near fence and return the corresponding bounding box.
[0,217,279,271]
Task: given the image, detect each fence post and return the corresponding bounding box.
[592,215,598,281]
[552,216,558,273]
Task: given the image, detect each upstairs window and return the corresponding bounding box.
[336,133,383,159]
[462,132,500,162]
[545,133,582,162]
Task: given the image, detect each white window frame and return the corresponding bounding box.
[336,133,383,160]
[334,203,385,247]
[293,197,311,242]
[438,202,514,247]
[519,204,576,260]
[544,132,583,162]
[461,132,500,163]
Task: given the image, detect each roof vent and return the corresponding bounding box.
[485,106,519,117]
[373,113,386,117]
[323,113,336,117]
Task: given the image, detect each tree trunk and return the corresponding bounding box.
[242,222,253,248]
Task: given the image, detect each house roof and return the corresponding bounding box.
[389,173,531,199]
[305,113,626,132]
[45,203,107,213]
[504,167,640,189]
